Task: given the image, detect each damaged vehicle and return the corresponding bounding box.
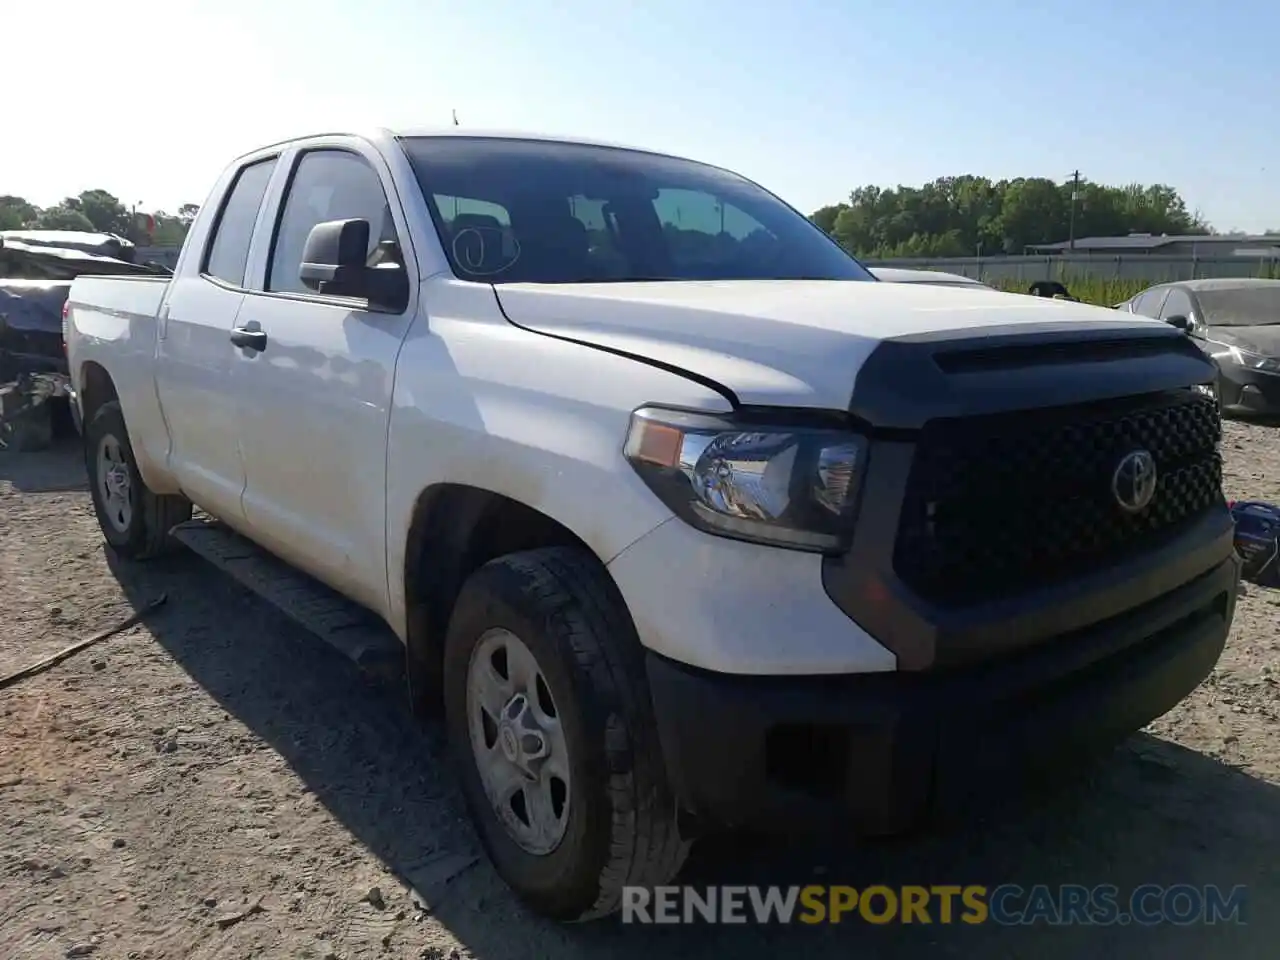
[0,231,169,448]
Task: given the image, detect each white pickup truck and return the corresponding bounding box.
[66,128,1239,922]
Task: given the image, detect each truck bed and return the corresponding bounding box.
[69,275,171,339]
[66,275,171,434]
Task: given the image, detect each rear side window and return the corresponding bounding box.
[204,158,277,287]
[1132,287,1170,319]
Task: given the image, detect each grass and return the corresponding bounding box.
[984,264,1280,307]
[987,276,1147,306]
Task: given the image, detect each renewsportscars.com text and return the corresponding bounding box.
[621,883,1248,926]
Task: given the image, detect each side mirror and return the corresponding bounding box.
[299,218,408,311]
[300,218,368,293]
[1165,314,1190,331]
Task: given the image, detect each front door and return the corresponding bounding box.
[155,156,279,522]
[230,143,416,616]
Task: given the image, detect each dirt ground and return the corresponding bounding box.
[2,423,1279,959]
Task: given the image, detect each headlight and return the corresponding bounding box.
[623,406,868,552]
[1226,345,1280,373]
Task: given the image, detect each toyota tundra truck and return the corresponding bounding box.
[65,128,1239,922]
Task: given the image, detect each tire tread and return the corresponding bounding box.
[453,546,689,921]
[85,400,192,560]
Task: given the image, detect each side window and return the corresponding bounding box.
[651,188,780,273]
[204,158,277,287]
[1159,289,1193,321]
[1132,287,1169,318]
[268,150,401,296]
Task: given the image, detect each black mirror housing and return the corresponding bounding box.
[298,218,408,311]
[1164,314,1190,331]
[299,219,370,293]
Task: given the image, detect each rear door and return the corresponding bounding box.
[155,155,278,520]
[229,139,418,614]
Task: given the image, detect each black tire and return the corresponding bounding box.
[84,400,192,559]
[442,546,689,922]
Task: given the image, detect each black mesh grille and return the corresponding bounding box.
[893,390,1223,605]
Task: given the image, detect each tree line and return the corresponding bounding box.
[808,175,1222,259]
[0,191,198,248]
[1,176,1268,263]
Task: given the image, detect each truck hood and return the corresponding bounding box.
[493,280,1171,409]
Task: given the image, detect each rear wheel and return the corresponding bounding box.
[85,400,191,559]
[442,546,689,921]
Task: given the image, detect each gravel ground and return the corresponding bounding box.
[2,422,1279,959]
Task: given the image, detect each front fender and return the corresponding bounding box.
[383,304,732,638]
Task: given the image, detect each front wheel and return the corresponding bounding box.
[84,400,192,559]
[442,546,689,922]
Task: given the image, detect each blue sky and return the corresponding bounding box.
[7,0,1279,232]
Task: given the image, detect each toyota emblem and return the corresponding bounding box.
[1112,449,1158,513]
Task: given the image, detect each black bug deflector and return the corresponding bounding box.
[822,322,1235,671]
[842,320,1215,432]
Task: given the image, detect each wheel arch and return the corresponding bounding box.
[402,482,634,713]
[78,360,119,425]
[76,359,181,495]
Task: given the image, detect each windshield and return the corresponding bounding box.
[1197,285,1280,326]
[400,136,874,284]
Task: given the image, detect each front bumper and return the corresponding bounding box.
[619,326,1234,834]
[1219,362,1280,414]
[647,554,1238,836]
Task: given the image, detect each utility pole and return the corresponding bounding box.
[1068,169,1080,252]
[452,109,459,127]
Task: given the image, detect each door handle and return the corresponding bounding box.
[230,327,268,352]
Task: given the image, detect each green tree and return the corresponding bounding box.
[148,212,190,246]
[74,189,132,235]
[1,188,199,249]
[811,174,1207,257]
[0,195,40,230]
[33,205,96,231]
[997,178,1068,253]
[809,203,848,236]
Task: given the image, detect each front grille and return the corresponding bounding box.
[893,390,1223,605]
